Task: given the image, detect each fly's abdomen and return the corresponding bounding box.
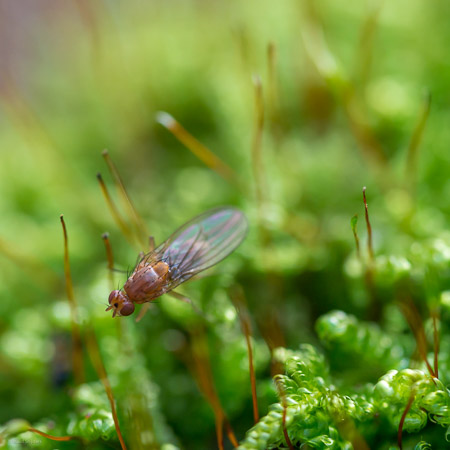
[124,261,170,303]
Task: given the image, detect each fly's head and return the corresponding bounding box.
[106,290,135,317]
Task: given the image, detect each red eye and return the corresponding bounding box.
[108,290,119,304]
[120,302,135,316]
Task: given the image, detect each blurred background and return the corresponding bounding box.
[0,0,449,448]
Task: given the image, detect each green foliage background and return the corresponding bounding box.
[0,1,449,449]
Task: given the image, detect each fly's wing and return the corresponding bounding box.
[150,207,248,288]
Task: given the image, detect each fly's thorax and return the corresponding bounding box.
[124,260,170,303]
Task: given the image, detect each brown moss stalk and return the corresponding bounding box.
[251,74,266,211]
[267,42,281,144]
[85,328,128,450]
[405,91,431,191]
[431,308,440,379]
[97,173,135,245]
[398,298,435,377]
[188,326,238,448]
[102,150,149,249]
[230,286,259,423]
[60,215,85,385]
[362,187,374,262]
[28,428,75,442]
[397,388,416,450]
[156,111,241,189]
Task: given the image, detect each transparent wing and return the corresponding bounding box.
[148,207,248,287]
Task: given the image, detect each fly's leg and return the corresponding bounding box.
[135,292,202,323]
[185,270,214,282]
[135,303,152,323]
[149,236,155,252]
[131,250,146,274]
[111,268,128,274]
[133,235,156,271]
[169,291,205,318]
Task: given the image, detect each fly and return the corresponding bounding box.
[106,207,248,317]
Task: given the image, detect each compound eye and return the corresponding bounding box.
[108,290,120,304]
[120,302,135,316]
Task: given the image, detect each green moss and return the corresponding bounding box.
[0,1,449,448]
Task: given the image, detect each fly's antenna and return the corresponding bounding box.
[60,215,85,385]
